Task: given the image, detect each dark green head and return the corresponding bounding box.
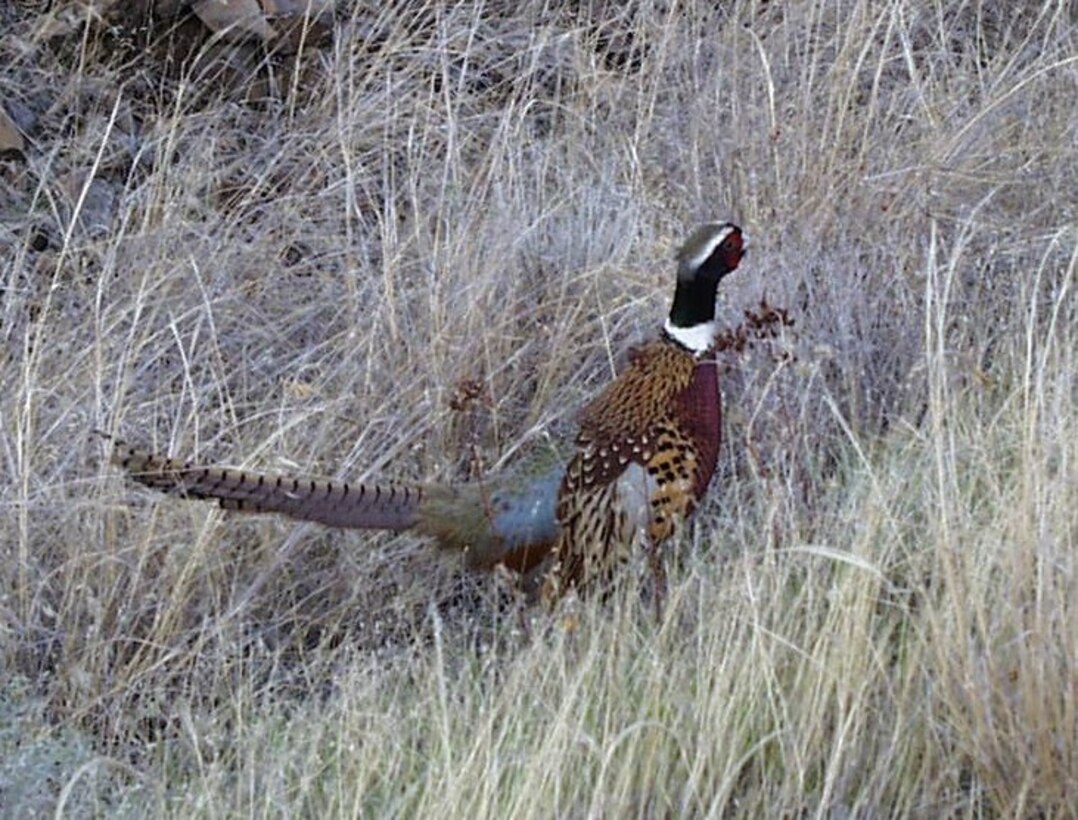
[665,222,747,353]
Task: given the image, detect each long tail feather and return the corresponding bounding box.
[109,439,422,530]
[105,436,564,583]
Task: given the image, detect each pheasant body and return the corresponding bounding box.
[110,222,746,605]
[542,338,722,599]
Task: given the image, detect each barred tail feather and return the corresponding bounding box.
[107,438,564,582]
[110,440,421,531]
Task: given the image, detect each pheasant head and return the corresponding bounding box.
[664,222,746,355]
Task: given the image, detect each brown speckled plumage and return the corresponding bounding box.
[541,340,721,600]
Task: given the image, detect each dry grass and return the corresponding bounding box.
[1,0,1075,815]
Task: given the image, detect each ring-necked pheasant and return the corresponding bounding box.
[110,222,747,605]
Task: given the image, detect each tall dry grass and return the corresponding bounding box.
[0,0,1074,815]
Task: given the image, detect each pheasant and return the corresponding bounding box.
[110,222,747,604]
